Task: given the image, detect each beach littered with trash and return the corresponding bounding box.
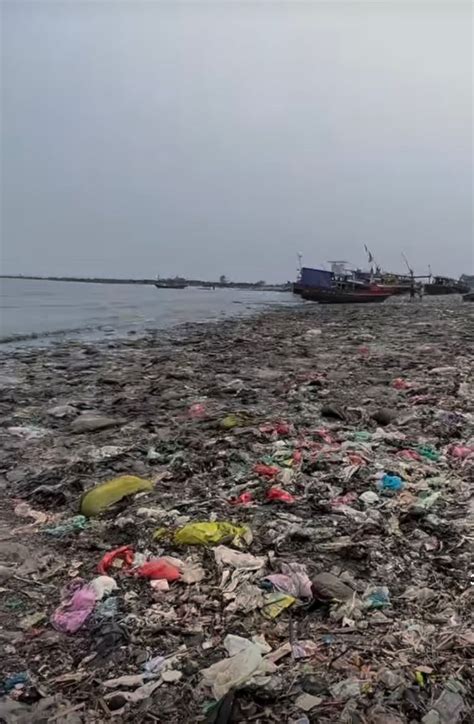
[0,298,473,723]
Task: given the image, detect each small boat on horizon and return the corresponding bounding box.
[154,282,187,289]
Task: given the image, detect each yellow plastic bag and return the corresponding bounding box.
[80,476,153,517]
[174,521,252,547]
[261,592,296,619]
[220,414,244,430]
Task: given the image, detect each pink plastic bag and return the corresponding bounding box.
[189,403,207,419]
[51,579,96,634]
[449,445,473,460]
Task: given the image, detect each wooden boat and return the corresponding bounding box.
[301,286,390,304]
[463,291,474,302]
[154,282,187,289]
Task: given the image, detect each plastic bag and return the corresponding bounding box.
[393,378,410,390]
[377,474,404,492]
[262,562,312,599]
[214,545,265,570]
[201,635,276,699]
[254,463,280,478]
[448,444,472,460]
[136,558,181,582]
[89,575,118,600]
[189,403,207,419]
[80,475,153,517]
[51,579,96,634]
[174,521,251,547]
[228,491,254,505]
[44,515,88,536]
[220,414,245,430]
[266,487,295,504]
[97,545,134,574]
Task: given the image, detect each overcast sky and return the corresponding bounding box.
[1,1,472,281]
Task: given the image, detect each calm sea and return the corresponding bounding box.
[0,278,295,345]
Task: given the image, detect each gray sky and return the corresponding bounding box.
[1,1,472,281]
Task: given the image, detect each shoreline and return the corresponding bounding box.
[0,299,472,722]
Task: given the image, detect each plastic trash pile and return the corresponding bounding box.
[0,298,472,722]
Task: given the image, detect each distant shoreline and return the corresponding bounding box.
[0,275,290,292]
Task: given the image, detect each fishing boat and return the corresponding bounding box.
[298,267,390,304]
[423,277,469,296]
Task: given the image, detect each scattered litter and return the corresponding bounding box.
[2,297,471,722]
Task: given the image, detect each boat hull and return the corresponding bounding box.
[463,292,474,302]
[424,283,469,296]
[301,288,390,304]
[155,283,187,289]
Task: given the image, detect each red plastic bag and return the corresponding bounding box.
[254,463,280,478]
[136,559,181,582]
[358,346,370,357]
[97,545,134,575]
[393,378,410,390]
[293,450,302,464]
[228,491,254,505]
[266,487,295,504]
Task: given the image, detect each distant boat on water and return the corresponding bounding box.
[155,275,187,290]
[154,281,187,289]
